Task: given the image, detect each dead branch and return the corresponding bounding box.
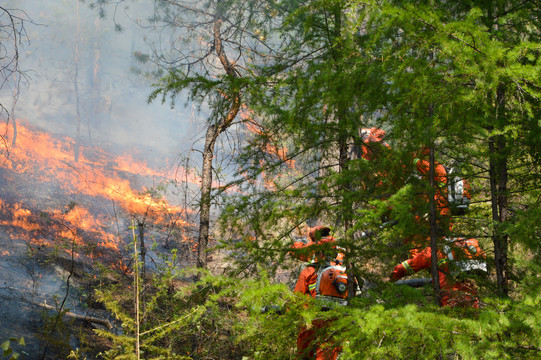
[38,302,113,329]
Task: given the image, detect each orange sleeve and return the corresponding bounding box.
[415,160,447,188]
[294,267,317,296]
[391,263,408,281]
[391,247,433,281]
[290,241,316,262]
[415,158,429,177]
[416,160,450,217]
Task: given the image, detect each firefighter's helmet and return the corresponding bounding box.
[308,226,331,242]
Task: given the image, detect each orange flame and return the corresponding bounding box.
[244,120,292,164]
[1,121,194,218]
[0,121,196,262]
[243,118,296,190]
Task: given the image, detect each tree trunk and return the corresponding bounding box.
[10,115,17,148]
[138,221,146,280]
[197,124,220,268]
[38,302,112,329]
[489,83,509,297]
[89,16,101,143]
[489,135,509,296]
[10,73,18,147]
[429,143,442,305]
[195,14,241,268]
[132,223,141,360]
[340,134,358,298]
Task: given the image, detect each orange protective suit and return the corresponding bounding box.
[290,226,336,263]
[406,151,452,257]
[360,127,399,194]
[413,153,450,219]
[360,127,390,162]
[294,237,343,360]
[295,269,342,360]
[295,265,319,298]
[391,238,486,308]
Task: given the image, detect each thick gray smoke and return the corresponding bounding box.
[2,0,204,161]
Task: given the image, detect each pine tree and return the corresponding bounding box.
[217,0,541,357]
[90,0,540,358]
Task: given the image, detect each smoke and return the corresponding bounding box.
[1,0,203,161]
[0,2,207,356]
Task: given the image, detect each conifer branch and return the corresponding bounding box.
[139,310,197,336]
[413,17,486,56]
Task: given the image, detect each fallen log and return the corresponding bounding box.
[39,302,112,329]
[0,288,113,329]
[395,278,432,288]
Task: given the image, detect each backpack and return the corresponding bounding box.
[315,264,348,301]
[443,238,487,278]
[446,167,471,215]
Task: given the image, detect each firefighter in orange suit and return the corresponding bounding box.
[412,148,451,220]
[359,127,401,196]
[290,226,336,263]
[294,227,345,360]
[391,238,487,308]
[406,149,452,257]
[293,226,337,297]
[360,127,390,162]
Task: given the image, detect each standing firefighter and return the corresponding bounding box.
[293,226,347,360]
[391,238,487,308]
[358,127,398,195]
[360,127,390,162]
[405,148,453,258]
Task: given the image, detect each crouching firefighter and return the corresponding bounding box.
[391,238,487,308]
[294,227,348,360]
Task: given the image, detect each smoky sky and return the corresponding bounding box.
[2,0,207,166]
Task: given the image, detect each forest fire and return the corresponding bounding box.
[0,121,195,262]
[0,200,110,253]
[243,118,297,190]
[244,118,295,169]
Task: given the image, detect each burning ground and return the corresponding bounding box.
[0,121,198,358]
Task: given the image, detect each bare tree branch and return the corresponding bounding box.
[0,6,32,153]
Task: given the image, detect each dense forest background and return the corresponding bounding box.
[0,0,540,359]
